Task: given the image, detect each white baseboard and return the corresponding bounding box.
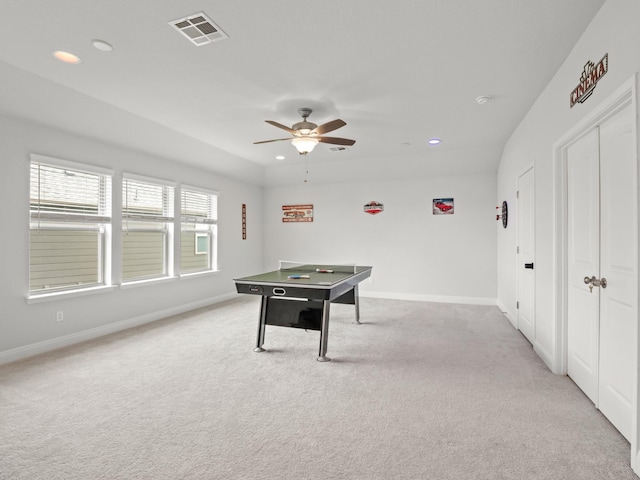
[0,292,238,366]
[533,342,558,374]
[361,291,497,306]
[496,300,517,328]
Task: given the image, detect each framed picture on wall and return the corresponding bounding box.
[282,204,314,222]
[433,198,454,215]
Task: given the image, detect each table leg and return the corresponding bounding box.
[254,296,267,353]
[354,284,362,324]
[317,300,331,362]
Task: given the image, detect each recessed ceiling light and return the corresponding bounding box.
[276,155,285,160]
[92,39,113,52]
[428,138,441,145]
[52,50,81,64]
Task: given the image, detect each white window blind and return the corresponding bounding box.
[122,177,174,225]
[181,188,217,225]
[30,162,111,224]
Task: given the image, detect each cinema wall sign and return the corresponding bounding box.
[570,53,608,108]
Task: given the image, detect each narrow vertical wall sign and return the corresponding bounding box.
[242,203,247,239]
[569,53,608,108]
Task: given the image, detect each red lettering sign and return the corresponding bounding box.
[570,53,608,108]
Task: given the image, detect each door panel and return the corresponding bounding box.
[567,128,600,404]
[598,103,636,441]
[517,167,535,343]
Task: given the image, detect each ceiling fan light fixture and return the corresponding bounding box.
[292,137,319,155]
[255,108,354,154]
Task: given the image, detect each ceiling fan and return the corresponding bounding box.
[254,108,355,155]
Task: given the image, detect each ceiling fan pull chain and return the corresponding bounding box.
[304,156,309,183]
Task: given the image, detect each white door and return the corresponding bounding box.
[517,167,535,343]
[598,103,636,441]
[566,104,636,441]
[567,128,600,404]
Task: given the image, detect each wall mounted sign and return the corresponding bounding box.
[433,198,454,215]
[242,203,247,239]
[282,204,314,222]
[363,201,384,215]
[570,53,608,108]
[496,201,508,228]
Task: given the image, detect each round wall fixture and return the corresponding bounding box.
[501,200,508,228]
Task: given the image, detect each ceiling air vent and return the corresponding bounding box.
[169,12,228,46]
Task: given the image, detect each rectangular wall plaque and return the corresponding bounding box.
[433,198,454,215]
[282,204,314,222]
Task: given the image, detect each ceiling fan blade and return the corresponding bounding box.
[313,119,346,135]
[253,138,292,144]
[265,120,295,133]
[318,136,356,146]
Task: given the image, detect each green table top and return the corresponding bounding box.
[234,264,371,287]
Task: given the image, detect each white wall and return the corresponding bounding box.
[264,173,497,304]
[496,0,640,368]
[0,114,264,362]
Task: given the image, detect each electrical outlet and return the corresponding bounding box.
[56,311,64,322]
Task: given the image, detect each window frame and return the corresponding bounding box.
[179,185,218,276]
[28,154,113,297]
[121,173,176,284]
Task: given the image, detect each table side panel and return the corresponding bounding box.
[235,283,332,300]
[264,297,323,330]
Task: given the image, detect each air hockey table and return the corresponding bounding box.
[233,263,372,362]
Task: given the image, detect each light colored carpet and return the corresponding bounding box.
[0,297,636,480]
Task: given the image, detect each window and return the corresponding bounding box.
[122,175,174,282]
[29,155,112,294]
[194,233,209,255]
[180,186,218,274]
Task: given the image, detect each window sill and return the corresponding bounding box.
[180,269,220,279]
[120,276,178,289]
[27,285,117,304]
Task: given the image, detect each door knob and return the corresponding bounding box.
[524,263,534,269]
[584,275,607,292]
[592,277,607,288]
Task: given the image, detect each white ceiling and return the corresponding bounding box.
[0,0,605,186]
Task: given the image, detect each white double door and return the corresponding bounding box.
[567,102,636,441]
